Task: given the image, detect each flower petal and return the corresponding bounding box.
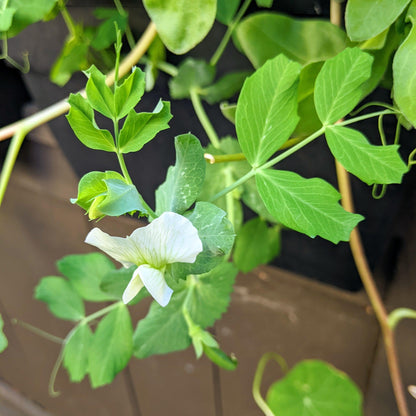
[122,268,144,304]
[137,264,173,307]
[85,227,139,268]
[130,212,203,267]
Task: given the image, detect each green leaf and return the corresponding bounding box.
[346,0,412,41]
[256,169,363,244]
[325,126,408,185]
[133,262,237,358]
[118,100,172,153]
[0,7,16,31]
[50,32,90,87]
[143,0,216,54]
[71,170,124,212]
[234,217,280,272]
[66,93,115,152]
[57,253,116,302]
[35,277,85,321]
[63,323,93,382]
[236,54,301,167]
[393,3,416,127]
[6,0,57,37]
[114,67,146,119]
[155,134,205,215]
[84,65,115,119]
[220,102,237,124]
[216,0,240,25]
[0,315,8,353]
[314,48,373,125]
[235,12,347,68]
[169,58,215,99]
[170,202,235,278]
[88,303,133,388]
[256,0,273,7]
[201,71,251,104]
[91,8,127,51]
[99,179,149,216]
[267,360,363,416]
[144,35,166,91]
[100,266,149,305]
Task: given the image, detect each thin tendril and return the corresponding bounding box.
[378,114,387,146]
[372,184,387,199]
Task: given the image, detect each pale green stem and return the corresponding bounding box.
[139,56,178,77]
[59,0,77,37]
[113,0,136,50]
[337,110,399,127]
[204,152,246,164]
[12,318,64,344]
[388,308,416,330]
[82,302,123,326]
[210,169,255,203]
[252,353,288,416]
[189,88,220,148]
[0,130,27,206]
[48,348,64,397]
[210,0,253,66]
[224,167,236,229]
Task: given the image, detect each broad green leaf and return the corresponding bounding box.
[235,12,347,68]
[256,0,273,7]
[236,54,301,167]
[393,3,416,127]
[100,266,149,305]
[233,217,280,272]
[6,0,57,37]
[143,0,217,54]
[63,323,93,382]
[50,31,89,86]
[88,303,133,388]
[66,93,115,152]
[201,71,251,104]
[346,0,411,41]
[114,67,146,119]
[99,179,149,216]
[0,7,16,31]
[91,8,127,51]
[359,28,389,50]
[314,48,373,125]
[0,315,7,353]
[267,360,363,416]
[256,169,363,243]
[35,277,85,321]
[118,100,171,153]
[220,102,237,124]
[133,262,237,358]
[216,0,240,25]
[169,58,215,99]
[155,134,205,215]
[71,170,124,213]
[325,126,408,185]
[57,253,116,302]
[170,202,235,277]
[84,65,115,119]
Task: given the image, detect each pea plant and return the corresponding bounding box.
[0,0,416,415]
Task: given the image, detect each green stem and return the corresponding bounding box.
[210,0,252,66]
[210,168,255,202]
[204,152,246,164]
[116,151,133,184]
[388,308,416,330]
[337,110,399,127]
[252,353,288,416]
[0,130,27,206]
[12,319,64,344]
[81,302,123,326]
[113,0,136,50]
[224,168,236,229]
[48,348,64,397]
[190,88,220,148]
[139,56,178,77]
[59,0,77,37]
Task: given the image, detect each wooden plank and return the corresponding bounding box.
[216,266,379,416]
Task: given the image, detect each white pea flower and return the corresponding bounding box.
[85,212,203,307]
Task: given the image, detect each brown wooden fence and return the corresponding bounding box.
[0,124,415,415]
